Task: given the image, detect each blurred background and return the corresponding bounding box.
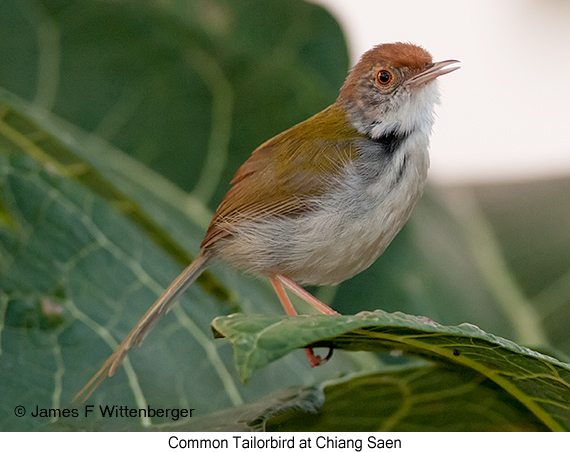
[1,0,569,430]
[315,0,570,184]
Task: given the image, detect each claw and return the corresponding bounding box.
[305,347,334,367]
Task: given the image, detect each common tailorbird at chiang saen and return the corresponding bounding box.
[73,42,459,404]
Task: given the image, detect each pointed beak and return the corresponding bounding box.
[407,59,460,88]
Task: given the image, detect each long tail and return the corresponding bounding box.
[71,252,211,406]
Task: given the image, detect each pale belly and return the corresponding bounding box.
[214,136,430,286]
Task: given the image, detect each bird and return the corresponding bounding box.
[73,42,459,404]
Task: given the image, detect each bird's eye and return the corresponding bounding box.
[376,69,393,86]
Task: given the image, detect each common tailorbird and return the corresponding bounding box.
[74,42,459,403]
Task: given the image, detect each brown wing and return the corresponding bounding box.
[201,104,366,249]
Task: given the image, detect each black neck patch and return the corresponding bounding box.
[372,129,411,156]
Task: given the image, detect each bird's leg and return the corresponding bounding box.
[275,274,341,315]
[269,276,335,367]
[269,276,298,316]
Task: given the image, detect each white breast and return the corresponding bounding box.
[218,83,438,285]
[217,130,430,286]
[280,130,430,285]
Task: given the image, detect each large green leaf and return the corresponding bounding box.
[53,379,326,432]
[267,365,551,432]
[211,311,570,431]
[0,0,367,432]
[52,363,553,432]
[0,0,347,208]
[0,97,370,432]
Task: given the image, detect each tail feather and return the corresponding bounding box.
[72,252,211,406]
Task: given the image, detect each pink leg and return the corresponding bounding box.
[275,274,340,315]
[269,277,332,367]
[269,277,297,316]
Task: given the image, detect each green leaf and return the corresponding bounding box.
[53,363,553,431]
[211,311,570,431]
[0,0,364,432]
[266,365,551,432]
[0,0,347,209]
[53,383,326,432]
[0,97,373,432]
